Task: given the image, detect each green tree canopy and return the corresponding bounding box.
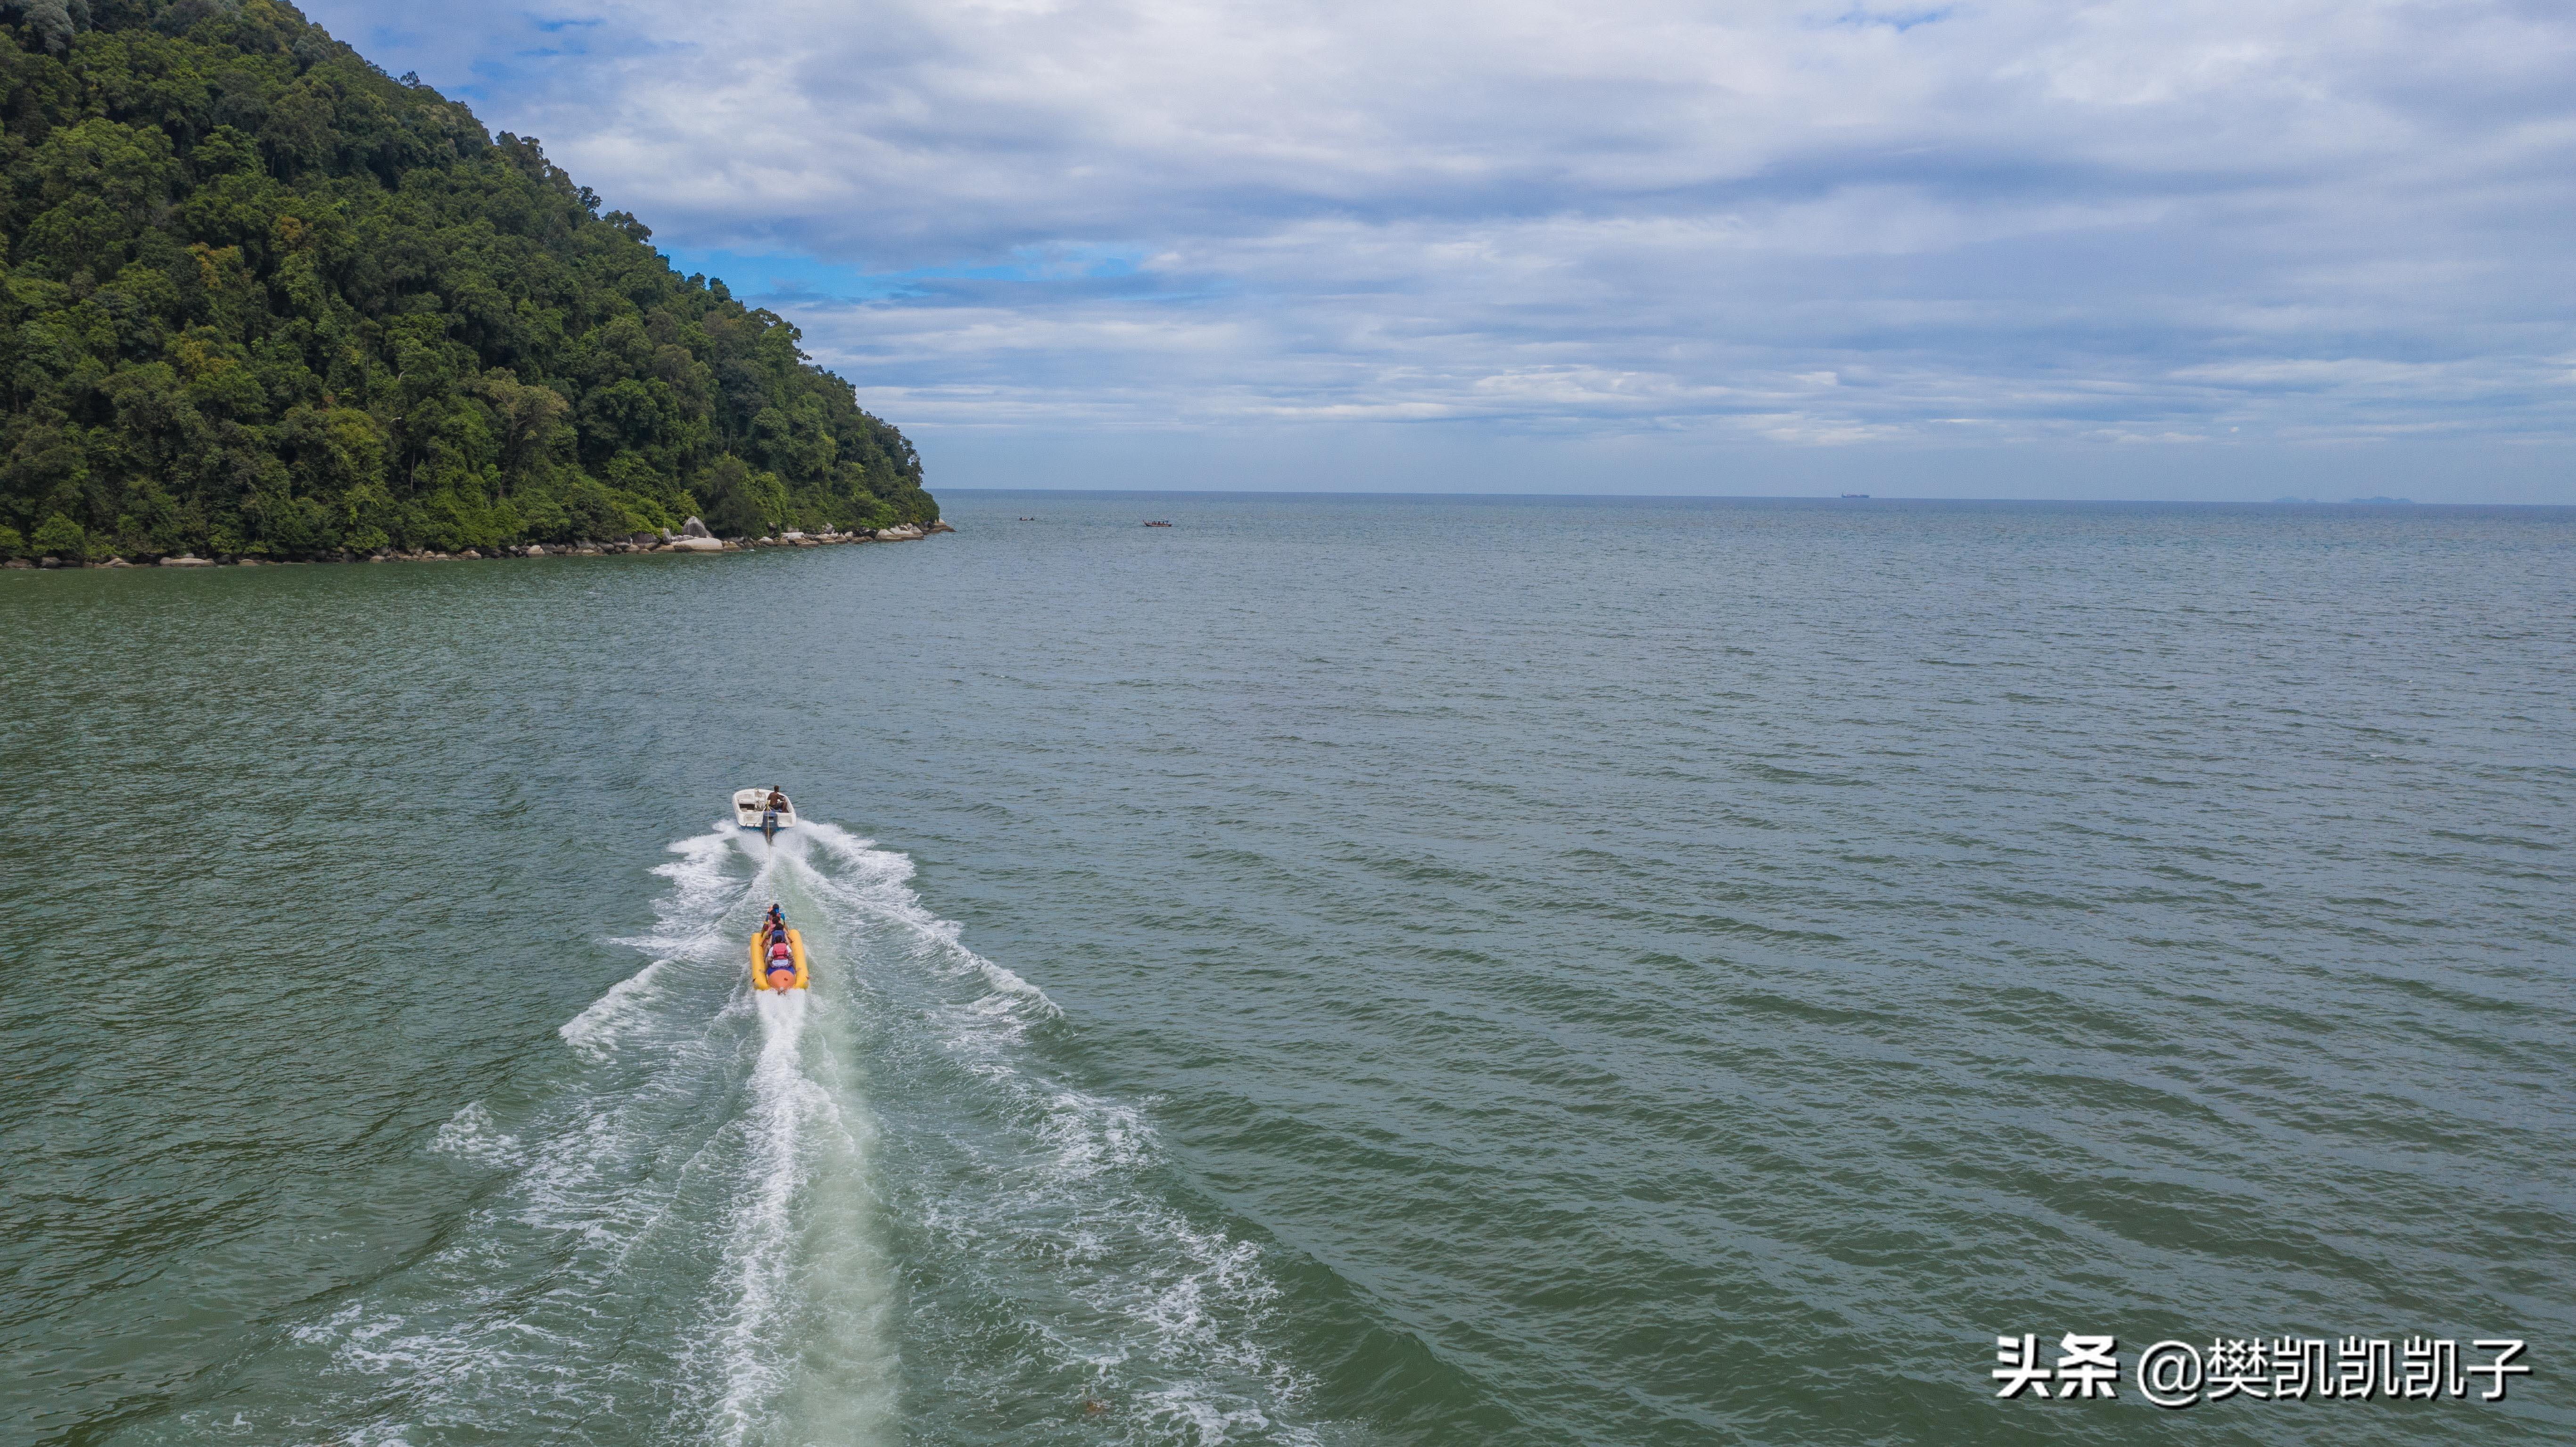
[0,0,935,559]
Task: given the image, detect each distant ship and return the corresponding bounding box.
[1840,493,1869,499]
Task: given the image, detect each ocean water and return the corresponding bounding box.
[1,492,2569,1447]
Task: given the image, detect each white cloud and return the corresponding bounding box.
[300,0,2576,484]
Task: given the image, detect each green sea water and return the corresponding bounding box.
[2,493,2569,1446]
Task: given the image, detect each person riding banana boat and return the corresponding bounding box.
[751,903,808,992]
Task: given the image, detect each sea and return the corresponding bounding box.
[1,492,2568,1447]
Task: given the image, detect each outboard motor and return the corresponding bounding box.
[761,808,779,843]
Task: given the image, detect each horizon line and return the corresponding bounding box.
[933,487,2573,510]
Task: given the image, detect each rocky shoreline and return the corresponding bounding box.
[3,517,954,571]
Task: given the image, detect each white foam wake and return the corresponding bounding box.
[260,823,900,1447]
[269,815,1303,1446]
[556,959,666,1060]
[772,820,1320,1443]
[795,820,1063,1019]
[707,989,811,1441]
[429,1101,522,1169]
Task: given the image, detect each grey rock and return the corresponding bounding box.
[681,517,712,539]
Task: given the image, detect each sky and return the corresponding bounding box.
[297,0,2576,501]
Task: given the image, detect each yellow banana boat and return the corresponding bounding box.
[751,927,809,990]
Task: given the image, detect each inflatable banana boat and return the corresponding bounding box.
[751,927,809,990]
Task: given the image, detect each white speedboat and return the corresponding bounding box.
[733,786,799,842]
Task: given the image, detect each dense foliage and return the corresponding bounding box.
[0,0,934,561]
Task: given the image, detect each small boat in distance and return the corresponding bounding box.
[1142,520,1173,527]
[732,786,798,843]
[1841,493,1870,499]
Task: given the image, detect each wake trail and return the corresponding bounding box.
[682,825,900,1447]
[254,818,1309,1446]
[778,822,1322,1444]
[247,823,897,1447]
[706,989,815,1444]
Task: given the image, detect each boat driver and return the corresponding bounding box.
[766,789,788,813]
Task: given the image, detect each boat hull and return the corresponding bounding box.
[731,787,799,835]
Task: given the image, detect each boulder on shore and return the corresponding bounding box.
[669,536,724,553]
[877,524,925,541]
[681,516,712,539]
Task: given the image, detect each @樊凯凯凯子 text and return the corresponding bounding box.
[1990,1333,2529,1407]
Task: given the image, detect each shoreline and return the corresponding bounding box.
[3,522,955,571]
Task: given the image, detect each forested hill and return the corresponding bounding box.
[0,0,936,563]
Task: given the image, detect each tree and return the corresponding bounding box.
[0,0,936,559]
[30,510,88,559]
